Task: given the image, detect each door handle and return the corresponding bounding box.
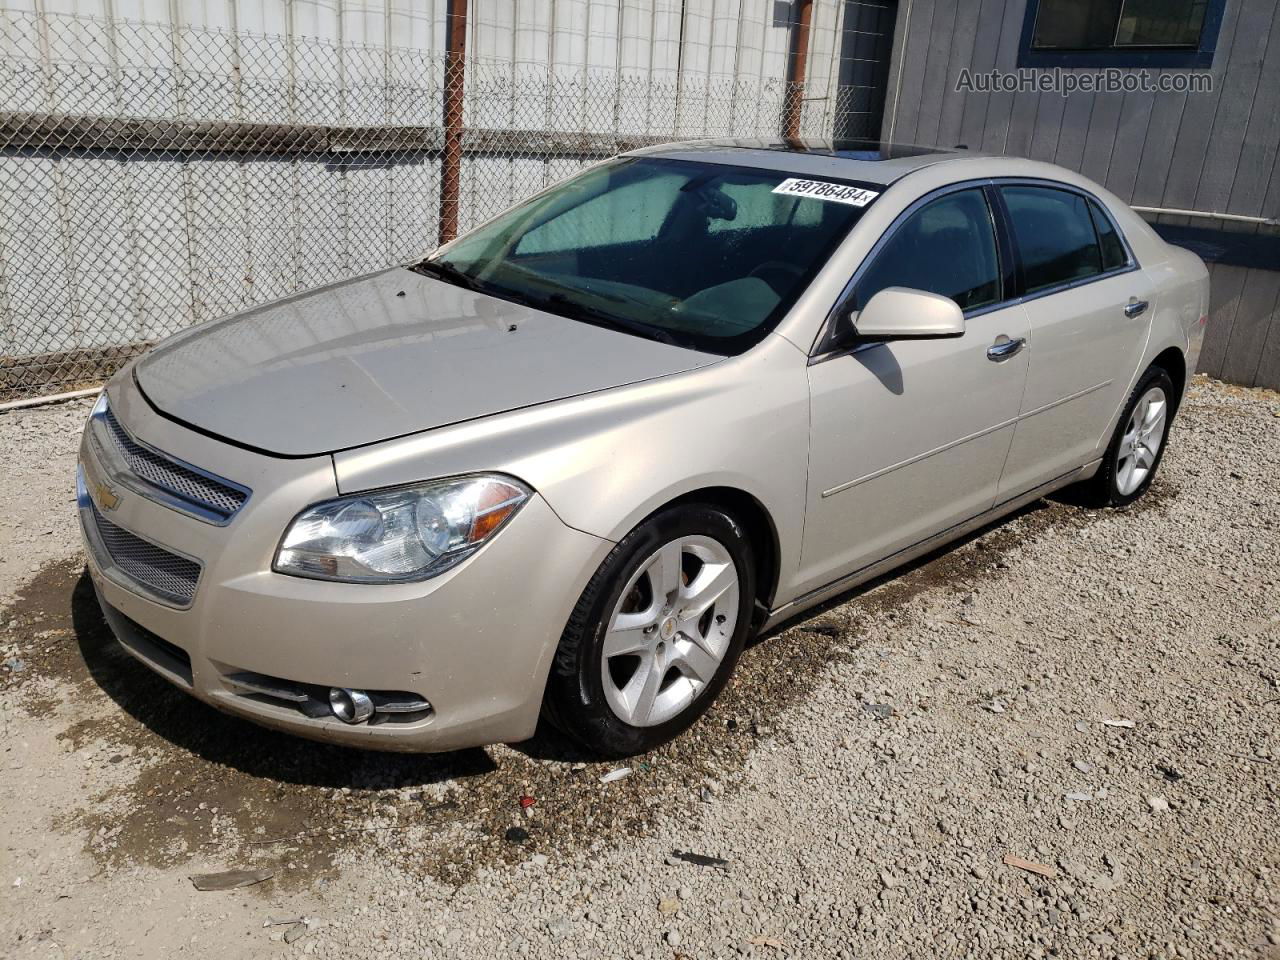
[1124,299,1149,318]
[986,335,1026,362]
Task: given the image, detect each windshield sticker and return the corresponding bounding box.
[772,178,879,207]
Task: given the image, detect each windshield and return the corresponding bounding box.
[423,157,879,354]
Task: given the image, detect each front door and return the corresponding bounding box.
[796,186,1030,595]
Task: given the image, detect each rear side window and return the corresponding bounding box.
[1088,199,1129,271]
[854,188,1001,312]
[1001,186,1102,293]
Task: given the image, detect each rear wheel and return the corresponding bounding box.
[1080,365,1175,507]
[544,504,754,757]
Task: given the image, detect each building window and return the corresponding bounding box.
[1018,0,1225,68]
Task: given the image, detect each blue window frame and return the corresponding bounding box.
[1017,0,1225,68]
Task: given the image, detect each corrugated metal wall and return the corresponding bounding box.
[0,0,873,400]
[881,0,1280,390]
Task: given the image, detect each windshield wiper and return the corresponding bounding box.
[410,259,486,293]
[482,261,683,346]
[415,259,682,348]
[527,291,679,347]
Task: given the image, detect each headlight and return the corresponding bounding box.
[273,474,531,583]
[89,391,108,420]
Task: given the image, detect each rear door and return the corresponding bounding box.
[995,185,1154,497]
[797,185,1030,595]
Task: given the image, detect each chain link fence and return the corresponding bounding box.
[0,6,884,402]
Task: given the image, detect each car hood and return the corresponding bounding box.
[135,268,721,457]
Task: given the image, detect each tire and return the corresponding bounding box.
[544,503,755,757]
[1079,365,1176,508]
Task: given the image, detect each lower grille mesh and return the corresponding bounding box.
[89,501,201,605]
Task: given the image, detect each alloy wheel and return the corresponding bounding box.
[1116,386,1168,496]
[600,535,740,728]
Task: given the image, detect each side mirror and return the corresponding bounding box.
[845,286,966,344]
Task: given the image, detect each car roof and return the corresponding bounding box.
[624,138,984,186]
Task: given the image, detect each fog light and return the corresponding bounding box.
[329,687,374,724]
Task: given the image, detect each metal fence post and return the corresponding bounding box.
[438,0,468,246]
[784,0,813,142]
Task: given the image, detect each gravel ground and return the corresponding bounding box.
[0,396,93,606]
[0,376,1277,960]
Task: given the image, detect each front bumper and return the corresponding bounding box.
[77,374,611,752]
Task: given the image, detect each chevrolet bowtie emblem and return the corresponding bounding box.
[92,477,121,512]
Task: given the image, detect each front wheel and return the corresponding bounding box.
[1082,365,1176,507]
[544,504,755,757]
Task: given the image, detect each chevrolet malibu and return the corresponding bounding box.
[77,140,1207,757]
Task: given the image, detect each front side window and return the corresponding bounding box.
[1020,0,1222,66]
[429,157,877,355]
[1001,186,1103,294]
[853,189,1001,313]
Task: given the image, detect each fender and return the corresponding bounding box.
[332,335,813,601]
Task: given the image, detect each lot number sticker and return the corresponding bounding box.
[772,178,879,207]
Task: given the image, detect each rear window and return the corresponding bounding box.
[1001,186,1103,293]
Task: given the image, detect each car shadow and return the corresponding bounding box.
[853,342,905,395]
[511,721,602,763]
[69,569,501,788]
[752,497,1053,644]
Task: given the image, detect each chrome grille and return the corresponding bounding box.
[88,501,201,606]
[101,408,248,522]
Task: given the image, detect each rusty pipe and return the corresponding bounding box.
[438,0,467,245]
[783,0,814,143]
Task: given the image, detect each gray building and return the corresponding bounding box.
[874,0,1279,389]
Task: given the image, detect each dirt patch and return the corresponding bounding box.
[1,558,90,698]
[0,488,1118,890]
